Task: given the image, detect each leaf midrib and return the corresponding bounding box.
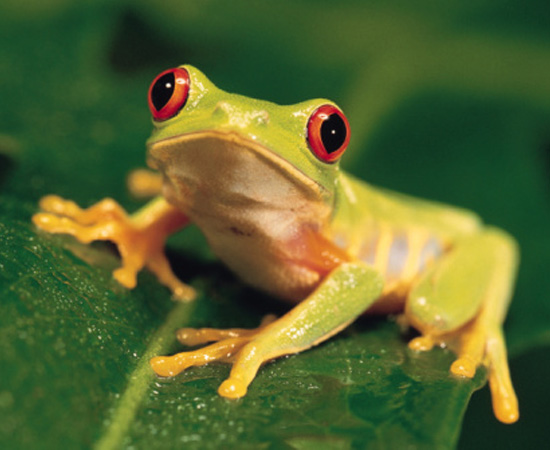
[93,300,194,450]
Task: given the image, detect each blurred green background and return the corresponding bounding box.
[1,0,549,448]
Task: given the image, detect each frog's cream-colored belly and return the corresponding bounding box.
[194,212,322,300]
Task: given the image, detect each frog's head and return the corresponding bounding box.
[145,65,351,218]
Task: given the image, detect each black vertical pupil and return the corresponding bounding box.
[151,72,175,111]
[321,114,347,153]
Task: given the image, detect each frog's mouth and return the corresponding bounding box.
[146,130,328,215]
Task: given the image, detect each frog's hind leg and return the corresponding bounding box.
[405,228,519,423]
[127,169,163,199]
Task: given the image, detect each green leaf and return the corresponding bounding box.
[0,197,485,449]
[1,1,549,449]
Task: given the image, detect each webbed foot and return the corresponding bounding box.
[150,315,277,397]
[449,323,518,424]
[33,195,195,301]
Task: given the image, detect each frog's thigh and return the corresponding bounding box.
[406,228,516,337]
[406,227,519,423]
[216,261,384,398]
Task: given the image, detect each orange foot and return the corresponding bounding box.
[408,324,518,424]
[150,315,277,398]
[32,195,195,301]
[449,322,519,424]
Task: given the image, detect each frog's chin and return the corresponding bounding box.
[146,130,327,213]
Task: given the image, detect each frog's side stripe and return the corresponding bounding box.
[386,232,409,279]
[359,226,443,282]
[359,229,378,265]
[371,223,394,276]
[418,236,443,271]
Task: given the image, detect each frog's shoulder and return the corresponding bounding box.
[337,172,482,237]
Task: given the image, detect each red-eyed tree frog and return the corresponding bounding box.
[33,65,519,423]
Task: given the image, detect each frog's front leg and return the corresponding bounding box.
[32,195,195,301]
[151,261,384,398]
[405,228,519,423]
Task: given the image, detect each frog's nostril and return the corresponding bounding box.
[253,110,270,126]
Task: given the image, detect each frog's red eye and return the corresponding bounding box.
[306,105,350,163]
[148,67,190,121]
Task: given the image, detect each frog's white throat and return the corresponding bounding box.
[146,130,329,226]
[147,129,331,300]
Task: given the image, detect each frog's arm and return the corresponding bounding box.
[220,261,383,397]
[32,195,195,301]
[150,234,384,398]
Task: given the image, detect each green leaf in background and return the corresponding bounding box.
[1,1,549,449]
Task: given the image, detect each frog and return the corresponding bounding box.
[32,65,519,424]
